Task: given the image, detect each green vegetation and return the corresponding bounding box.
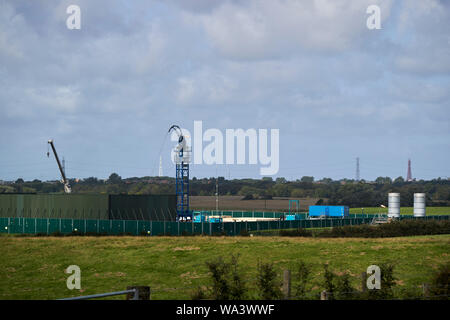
[0,234,448,299]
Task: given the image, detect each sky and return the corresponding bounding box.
[0,0,449,182]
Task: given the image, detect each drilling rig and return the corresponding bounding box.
[47,139,72,193]
[168,125,191,221]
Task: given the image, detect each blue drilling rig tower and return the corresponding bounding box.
[168,125,192,221]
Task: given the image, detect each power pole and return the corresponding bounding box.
[158,156,163,177]
[356,157,360,181]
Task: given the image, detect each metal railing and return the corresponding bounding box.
[58,286,150,300]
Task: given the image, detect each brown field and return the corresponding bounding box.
[190,196,320,211]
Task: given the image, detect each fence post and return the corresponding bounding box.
[126,286,150,300]
[422,283,429,299]
[283,270,291,300]
[361,272,367,293]
[320,290,329,300]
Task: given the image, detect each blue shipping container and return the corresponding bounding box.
[193,215,206,223]
[309,206,349,217]
[285,214,302,221]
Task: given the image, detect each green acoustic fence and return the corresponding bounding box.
[0,194,177,221]
[0,215,448,236]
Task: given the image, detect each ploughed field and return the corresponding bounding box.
[0,234,448,299]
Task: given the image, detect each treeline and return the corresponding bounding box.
[1,174,449,208]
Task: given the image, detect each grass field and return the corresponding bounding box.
[349,207,450,215]
[1,234,448,300]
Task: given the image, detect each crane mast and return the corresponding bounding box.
[47,140,72,193]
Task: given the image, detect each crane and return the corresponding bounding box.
[47,139,72,193]
[168,125,191,221]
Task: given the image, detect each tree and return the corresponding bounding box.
[393,176,404,184]
[320,178,333,184]
[301,176,314,183]
[276,177,287,184]
[108,173,122,184]
[375,177,392,184]
[290,189,304,198]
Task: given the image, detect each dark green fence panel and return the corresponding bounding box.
[193,222,204,235]
[0,217,7,233]
[268,221,279,230]
[36,218,46,234]
[235,222,245,235]
[233,211,243,218]
[178,222,191,236]
[61,219,72,234]
[110,220,124,235]
[125,220,139,235]
[1,214,448,236]
[98,220,110,234]
[246,221,257,232]
[252,212,262,218]
[137,221,150,235]
[23,218,35,234]
[165,221,177,236]
[210,222,223,235]
[151,221,164,236]
[48,218,59,233]
[85,220,98,233]
[241,211,251,218]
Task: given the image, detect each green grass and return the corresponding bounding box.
[350,206,450,215]
[0,234,449,300]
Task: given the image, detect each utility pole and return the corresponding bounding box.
[215,166,219,214]
[356,157,360,181]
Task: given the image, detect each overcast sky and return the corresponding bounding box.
[0,0,449,182]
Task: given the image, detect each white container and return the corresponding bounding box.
[388,193,400,218]
[413,193,426,217]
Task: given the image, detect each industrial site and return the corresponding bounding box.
[0,0,448,312]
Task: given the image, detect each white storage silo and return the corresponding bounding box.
[413,193,426,217]
[388,193,400,218]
